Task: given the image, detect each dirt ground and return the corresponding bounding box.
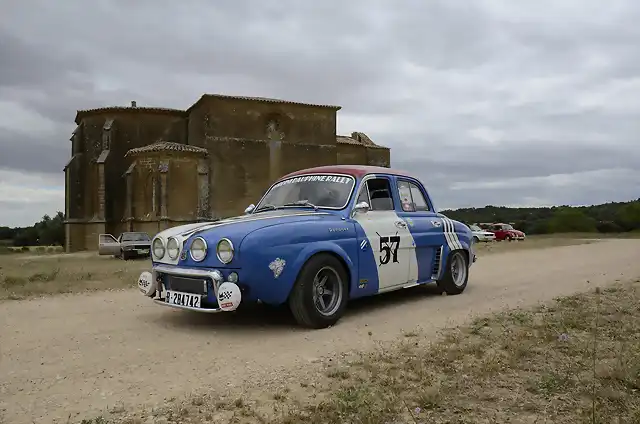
[1,238,639,424]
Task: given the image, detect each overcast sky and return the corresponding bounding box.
[1,0,639,227]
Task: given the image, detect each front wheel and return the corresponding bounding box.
[437,250,469,295]
[473,236,480,243]
[288,253,349,329]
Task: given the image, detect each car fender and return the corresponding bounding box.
[451,220,474,262]
[289,240,357,295]
[237,218,358,305]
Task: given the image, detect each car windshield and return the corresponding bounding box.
[120,232,150,242]
[256,174,355,211]
[470,225,481,231]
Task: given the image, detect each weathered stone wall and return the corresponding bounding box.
[187,96,339,218]
[84,222,106,250]
[64,223,85,252]
[76,110,187,224]
[366,147,391,167]
[204,138,271,217]
[188,96,337,146]
[64,155,85,219]
[167,157,199,220]
[133,221,162,237]
[337,143,368,165]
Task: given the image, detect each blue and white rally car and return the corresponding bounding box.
[137,165,476,329]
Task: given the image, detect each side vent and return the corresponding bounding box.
[432,246,443,279]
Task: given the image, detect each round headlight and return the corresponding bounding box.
[228,272,238,283]
[216,238,234,264]
[152,238,165,259]
[167,237,180,260]
[190,237,207,262]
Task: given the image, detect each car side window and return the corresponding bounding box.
[396,180,430,212]
[409,183,429,211]
[363,178,394,211]
[356,182,370,205]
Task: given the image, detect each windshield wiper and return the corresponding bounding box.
[283,200,318,210]
[254,203,278,212]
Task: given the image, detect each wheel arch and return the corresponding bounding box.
[288,243,355,302]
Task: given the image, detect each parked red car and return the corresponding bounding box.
[486,223,526,241]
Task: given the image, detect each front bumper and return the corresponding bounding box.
[147,264,239,313]
[153,298,223,313]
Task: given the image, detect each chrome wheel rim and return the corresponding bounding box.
[450,253,467,287]
[312,266,343,316]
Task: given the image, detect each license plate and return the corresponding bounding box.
[137,249,149,254]
[165,290,201,308]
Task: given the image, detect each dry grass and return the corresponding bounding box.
[529,231,640,239]
[0,253,147,300]
[0,236,595,301]
[473,236,596,256]
[83,278,640,424]
[0,245,64,255]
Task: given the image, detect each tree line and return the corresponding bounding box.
[441,199,640,234]
[0,199,638,247]
[0,212,65,247]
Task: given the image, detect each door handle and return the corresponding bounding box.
[395,220,407,229]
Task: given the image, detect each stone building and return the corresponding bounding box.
[64,94,391,252]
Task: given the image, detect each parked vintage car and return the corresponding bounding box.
[487,223,526,241]
[99,232,151,259]
[469,224,496,242]
[136,165,476,329]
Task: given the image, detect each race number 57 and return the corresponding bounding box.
[379,235,400,265]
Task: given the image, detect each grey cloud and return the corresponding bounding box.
[392,141,640,184]
[0,128,68,174]
[1,0,640,226]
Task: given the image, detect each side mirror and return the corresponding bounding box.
[351,201,370,217]
[244,204,255,214]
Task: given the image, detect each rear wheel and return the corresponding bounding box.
[437,250,469,295]
[288,253,349,329]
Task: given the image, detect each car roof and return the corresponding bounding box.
[280,165,414,179]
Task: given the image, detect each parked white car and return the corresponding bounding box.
[469,224,496,242]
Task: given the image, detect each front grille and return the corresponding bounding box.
[132,244,149,250]
[164,275,208,295]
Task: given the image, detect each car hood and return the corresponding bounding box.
[152,208,338,265]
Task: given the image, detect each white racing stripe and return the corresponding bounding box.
[440,216,463,251]
[441,218,456,251]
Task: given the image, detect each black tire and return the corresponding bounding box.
[472,236,480,243]
[121,249,130,260]
[288,253,349,329]
[437,250,469,295]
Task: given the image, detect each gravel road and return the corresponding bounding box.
[1,239,639,424]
